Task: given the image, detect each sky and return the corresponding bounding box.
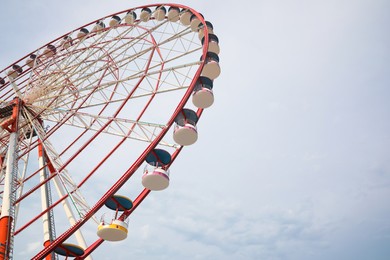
[1,0,390,259]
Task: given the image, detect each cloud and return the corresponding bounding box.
[17,241,41,256]
[136,190,330,260]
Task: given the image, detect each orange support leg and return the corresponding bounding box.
[43,240,53,260]
[0,216,12,260]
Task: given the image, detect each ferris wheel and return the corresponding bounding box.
[0,3,220,259]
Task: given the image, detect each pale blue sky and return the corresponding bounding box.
[1,0,389,259]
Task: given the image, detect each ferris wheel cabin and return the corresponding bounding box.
[25,54,37,68]
[54,243,85,258]
[167,7,180,22]
[202,33,220,55]
[97,195,133,242]
[43,44,56,58]
[61,35,73,49]
[198,21,215,40]
[109,15,121,27]
[201,52,220,80]
[124,11,137,24]
[192,76,214,109]
[92,21,106,34]
[190,13,204,32]
[154,6,167,21]
[77,28,89,39]
[142,149,172,191]
[7,64,23,80]
[173,108,199,146]
[140,7,152,22]
[180,10,192,25]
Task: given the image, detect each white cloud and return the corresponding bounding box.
[18,241,41,256]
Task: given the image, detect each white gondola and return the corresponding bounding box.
[201,52,220,80]
[142,149,172,191]
[61,35,73,49]
[77,28,89,39]
[25,54,37,68]
[180,10,192,26]
[167,6,180,22]
[173,108,199,146]
[202,33,220,55]
[198,21,215,40]
[140,7,151,22]
[142,167,170,191]
[109,15,121,27]
[124,11,137,24]
[7,65,22,80]
[190,13,203,32]
[154,6,166,21]
[192,76,214,109]
[43,45,56,58]
[173,123,198,146]
[92,21,106,34]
